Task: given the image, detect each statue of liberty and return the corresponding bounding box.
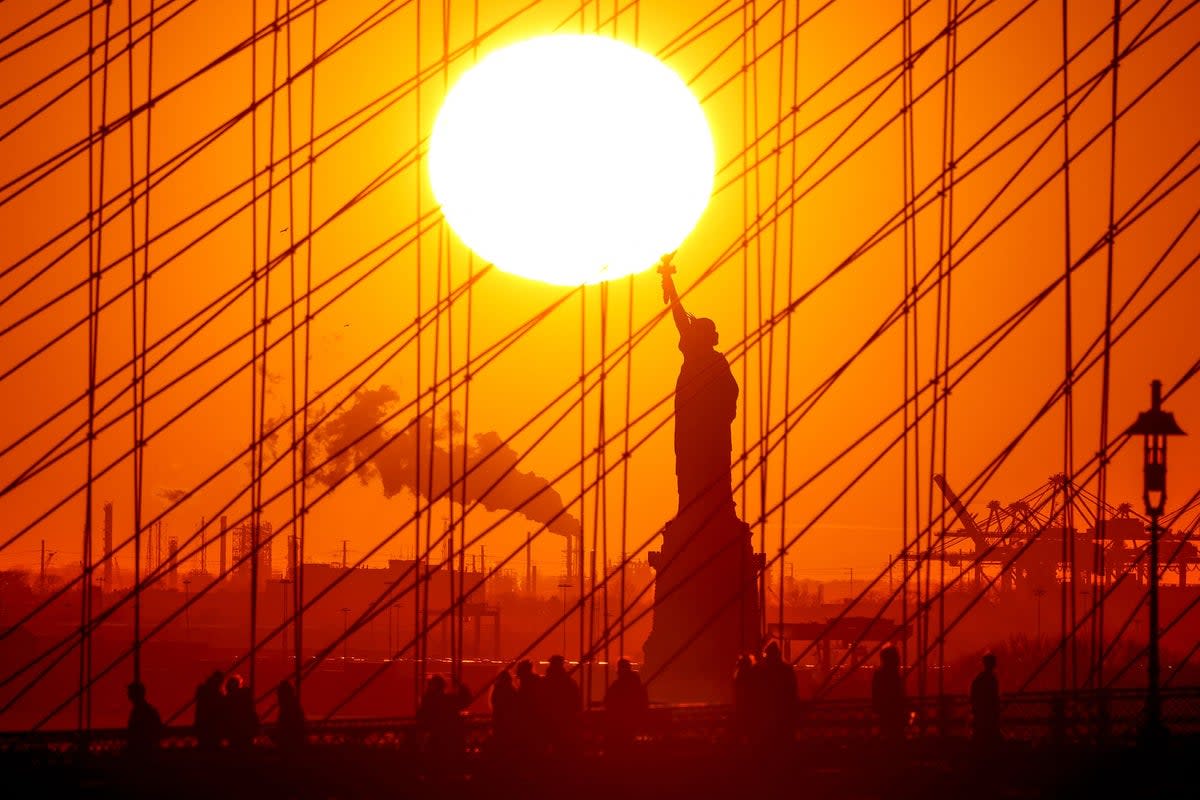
[642,256,761,702]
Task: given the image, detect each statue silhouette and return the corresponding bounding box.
[661,265,738,520]
[643,258,760,703]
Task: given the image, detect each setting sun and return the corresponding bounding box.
[429,34,715,285]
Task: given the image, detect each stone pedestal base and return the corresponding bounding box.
[642,499,760,703]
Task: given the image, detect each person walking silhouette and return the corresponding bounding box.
[970,653,1001,745]
[872,646,907,744]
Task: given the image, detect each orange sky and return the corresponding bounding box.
[0,0,1198,586]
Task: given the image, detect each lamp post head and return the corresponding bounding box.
[1125,380,1186,438]
[1126,380,1186,516]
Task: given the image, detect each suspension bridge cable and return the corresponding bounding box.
[324,169,1200,719]
[1060,0,1076,694]
[0,0,945,501]
[11,0,1190,657]
[39,130,1200,724]
[821,284,1200,699]
[0,0,77,56]
[0,0,190,120]
[9,0,1200,724]
[1020,495,1200,693]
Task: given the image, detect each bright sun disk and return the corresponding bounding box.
[429,34,715,285]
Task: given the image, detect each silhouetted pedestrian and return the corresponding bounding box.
[872,645,907,744]
[515,659,545,752]
[222,674,259,750]
[126,681,163,755]
[755,643,797,752]
[970,653,1001,744]
[490,670,519,753]
[604,658,648,750]
[543,654,582,751]
[194,671,223,751]
[418,674,471,762]
[274,679,306,752]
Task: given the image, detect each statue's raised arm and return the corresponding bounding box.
[657,254,690,337]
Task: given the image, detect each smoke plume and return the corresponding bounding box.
[313,386,581,539]
[157,487,187,504]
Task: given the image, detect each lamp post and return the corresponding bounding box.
[1124,379,1185,741]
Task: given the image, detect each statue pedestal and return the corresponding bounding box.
[642,498,761,703]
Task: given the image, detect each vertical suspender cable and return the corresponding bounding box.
[619,0,640,665]
[458,0,479,680]
[126,0,139,683]
[617,3,635,665]
[423,132,444,679]
[739,0,751,653]
[620,271,632,661]
[589,280,609,703]
[603,277,610,695]
[440,0,456,684]
[248,0,261,694]
[933,0,958,710]
[898,0,912,683]
[82,0,114,736]
[1093,0,1121,691]
[1059,0,1076,694]
[252,0,281,698]
[258,0,283,697]
[928,0,948,711]
[81,2,94,734]
[297,0,318,702]
[79,0,94,738]
[759,0,784,645]
[284,0,299,688]
[739,0,748,633]
[424,197,443,685]
[414,0,425,703]
[905,0,924,720]
[778,0,801,650]
[594,0,615,698]
[131,0,155,687]
[445,224,456,680]
[942,0,957,709]
[420,2,445,681]
[282,0,298,694]
[579,284,587,672]
[750,0,768,643]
